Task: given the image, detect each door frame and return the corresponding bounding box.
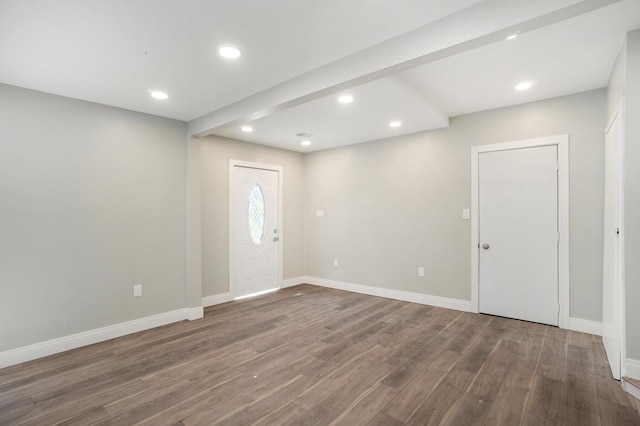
[603,98,626,378]
[229,159,284,299]
[470,135,570,329]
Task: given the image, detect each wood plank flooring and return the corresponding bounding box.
[1,284,639,425]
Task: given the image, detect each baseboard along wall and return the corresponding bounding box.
[627,358,640,381]
[1,276,604,369]
[284,276,603,336]
[0,307,201,369]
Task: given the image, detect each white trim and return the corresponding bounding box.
[188,307,204,321]
[202,292,234,307]
[282,276,307,288]
[0,308,195,369]
[305,276,474,312]
[626,359,640,381]
[229,160,284,300]
[569,317,603,336]
[623,379,640,401]
[470,135,570,329]
[616,98,627,377]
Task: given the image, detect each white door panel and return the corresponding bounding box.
[232,166,280,298]
[479,146,559,326]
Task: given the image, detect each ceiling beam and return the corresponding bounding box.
[188,0,622,137]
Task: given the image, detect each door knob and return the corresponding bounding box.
[273,237,279,242]
[482,243,490,250]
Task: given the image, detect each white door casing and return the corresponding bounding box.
[471,135,570,328]
[229,160,283,299]
[602,100,625,380]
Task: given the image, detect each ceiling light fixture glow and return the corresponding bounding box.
[301,140,311,146]
[218,45,242,59]
[149,90,169,100]
[389,120,402,128]
[241,126,253,133]
[338,94,354,104]
[515,81,534,91]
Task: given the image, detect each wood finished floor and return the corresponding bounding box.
[1,284,639,426]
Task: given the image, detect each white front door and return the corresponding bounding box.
[602,104,623,380]
[231,164,280,299]
[478,145,559,326]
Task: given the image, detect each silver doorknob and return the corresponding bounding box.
[482,243,490,250]
[273,237,279,242]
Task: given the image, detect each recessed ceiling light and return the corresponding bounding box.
[301,140,311,146]
[218,45,242,59]
[515,81,534,91]
[338,94,354,104]
[149,90,169,100]
[506,33,518,40]
[241,126,253,133]
[389,120,402,128]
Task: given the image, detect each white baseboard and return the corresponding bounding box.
[626,358,640,381]
[281,276,307,288]
[568,317,603,336]
[0,308,198,369]
[202,292,233,307]
[303,276,474,312]
[188,306,204,320]
[623,376,640,400]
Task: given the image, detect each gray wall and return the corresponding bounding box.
[607,39,627,119]
[200,135,305,297]
[305,89,606,322]
[623,30,640,361]
[0,84,187,352]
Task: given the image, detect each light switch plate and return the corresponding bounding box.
[462,209,470,220]
[418,267,425,277]
[316,210,324,218]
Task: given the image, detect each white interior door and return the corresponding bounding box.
[602,106,623,380]
[231,165,280,299]
[479,145,559,326]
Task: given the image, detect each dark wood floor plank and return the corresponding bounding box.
[467,338,516,400]
[294,344,392,410]
[598,398,640,426]
[333,383,398,426]
[563,372,600,416]
[0,285,637,425]
[482,386,530,426]
[482,332,544,425]
[367,412,405,426]
[523,374,564,424]
[291,362,394,424]
[596,375,638,409]
[382,351,460,422]
[214,375,315,425]
[405,382,460,425]
[569,330,595,348]
[442,391,492,426]
[537,331,568,381]
[251,401,309,425]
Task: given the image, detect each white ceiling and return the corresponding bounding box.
[1,0,639,152]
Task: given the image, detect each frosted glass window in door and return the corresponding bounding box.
[247,183,266,245]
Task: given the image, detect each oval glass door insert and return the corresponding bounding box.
[247,183,266,245]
